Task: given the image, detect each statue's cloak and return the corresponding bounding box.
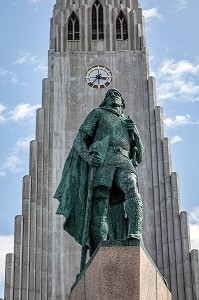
[54,147,89,246]
[54,147,126,248]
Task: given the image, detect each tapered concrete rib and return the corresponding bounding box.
[148,77,163,274]
[131,11,136,50]
[13,216,23,300]
[60,11,64,52]
[143,74,156,265]
[28,140,38,300]
[163,138,177,298]
[4,253,14,300]
[21,175,31,300]
[142,15,146,48]
[191,249,199,300]
[155,106,170,285]
[171,172,186,300]
[87,7,92,51]
[82,5,87,52]
[35,109,45,300]
[180,211,193,299]
[105,5,109,51]
[41,80,50,299]
[47,78,54,300]
[112,8,116,51]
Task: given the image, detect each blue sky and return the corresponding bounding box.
[0,0,199,297]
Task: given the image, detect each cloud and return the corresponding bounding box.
[13,52,47,76]
[0,135,34,176]
[177,0,188,10]
[27,0,41,4]
[0,104,7,124]
[164,115,191,128]
[2,154,23,174]
[190,207,199,250]
[190,207,199,224]
[0,67,18,85]
[0,103,39,125]
[15,136,34,150]
[9,103,40,122]
[33,64,48,74]
[170,135,184,144]
[155,59,199,102]
[164,114,199,128]
[0,67,9,77]
[14,54,36,65]
[0,104,6,112]
[159,60,199,77]
[143,8,163,21]
[0,235,14,281]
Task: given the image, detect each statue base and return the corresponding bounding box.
[69,241,172,300]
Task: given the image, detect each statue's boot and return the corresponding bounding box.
[90,216,108,250]
[125,196,143,242]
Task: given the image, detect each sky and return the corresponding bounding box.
[0,0,199,297]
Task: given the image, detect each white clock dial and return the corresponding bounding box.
[85,65,112,89]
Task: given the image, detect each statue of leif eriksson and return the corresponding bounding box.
[54,88,144,271]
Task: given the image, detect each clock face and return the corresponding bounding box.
[85,65,112,89]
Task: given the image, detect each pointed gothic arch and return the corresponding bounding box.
[92,0,104,40]
[116,11,128,40]
[68,11,80,41]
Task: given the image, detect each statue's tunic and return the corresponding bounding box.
[79,107,137,188]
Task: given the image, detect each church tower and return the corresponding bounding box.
[3,0,199,299]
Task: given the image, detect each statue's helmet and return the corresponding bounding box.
[99,88,125,108]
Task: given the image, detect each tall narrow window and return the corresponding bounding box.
[92,0,104,40]
[116,11,128,40]
[68,11,79,41]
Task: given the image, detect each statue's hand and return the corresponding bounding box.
[88,153,101,167]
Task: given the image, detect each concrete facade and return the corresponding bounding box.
[3,0,199,299]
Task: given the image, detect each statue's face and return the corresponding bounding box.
[105,89,123,108]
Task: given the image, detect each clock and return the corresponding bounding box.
[85,65,112,89]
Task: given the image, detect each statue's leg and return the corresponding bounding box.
[90,186,110,252]
[115,171,143,241]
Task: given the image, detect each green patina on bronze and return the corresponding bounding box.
[54,88,144,269]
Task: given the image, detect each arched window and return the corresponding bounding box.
[68,11,79,41]
[92,0,104,40]
[116,11,128,40]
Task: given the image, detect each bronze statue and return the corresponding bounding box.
[54,88,144,270]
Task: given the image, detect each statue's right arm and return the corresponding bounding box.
[73,131,101,167]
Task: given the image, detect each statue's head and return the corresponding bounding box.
[99,88,125,109]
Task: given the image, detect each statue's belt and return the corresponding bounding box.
[109,145,129,158]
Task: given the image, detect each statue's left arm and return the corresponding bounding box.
[125,117,144,165]
[133,130,144,164]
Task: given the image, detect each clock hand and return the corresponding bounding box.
[92,78,98,84]
[96,73,101,85]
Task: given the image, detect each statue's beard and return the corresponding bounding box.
[104,96,123,110]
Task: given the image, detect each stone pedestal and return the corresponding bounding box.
[69,242,172,300]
